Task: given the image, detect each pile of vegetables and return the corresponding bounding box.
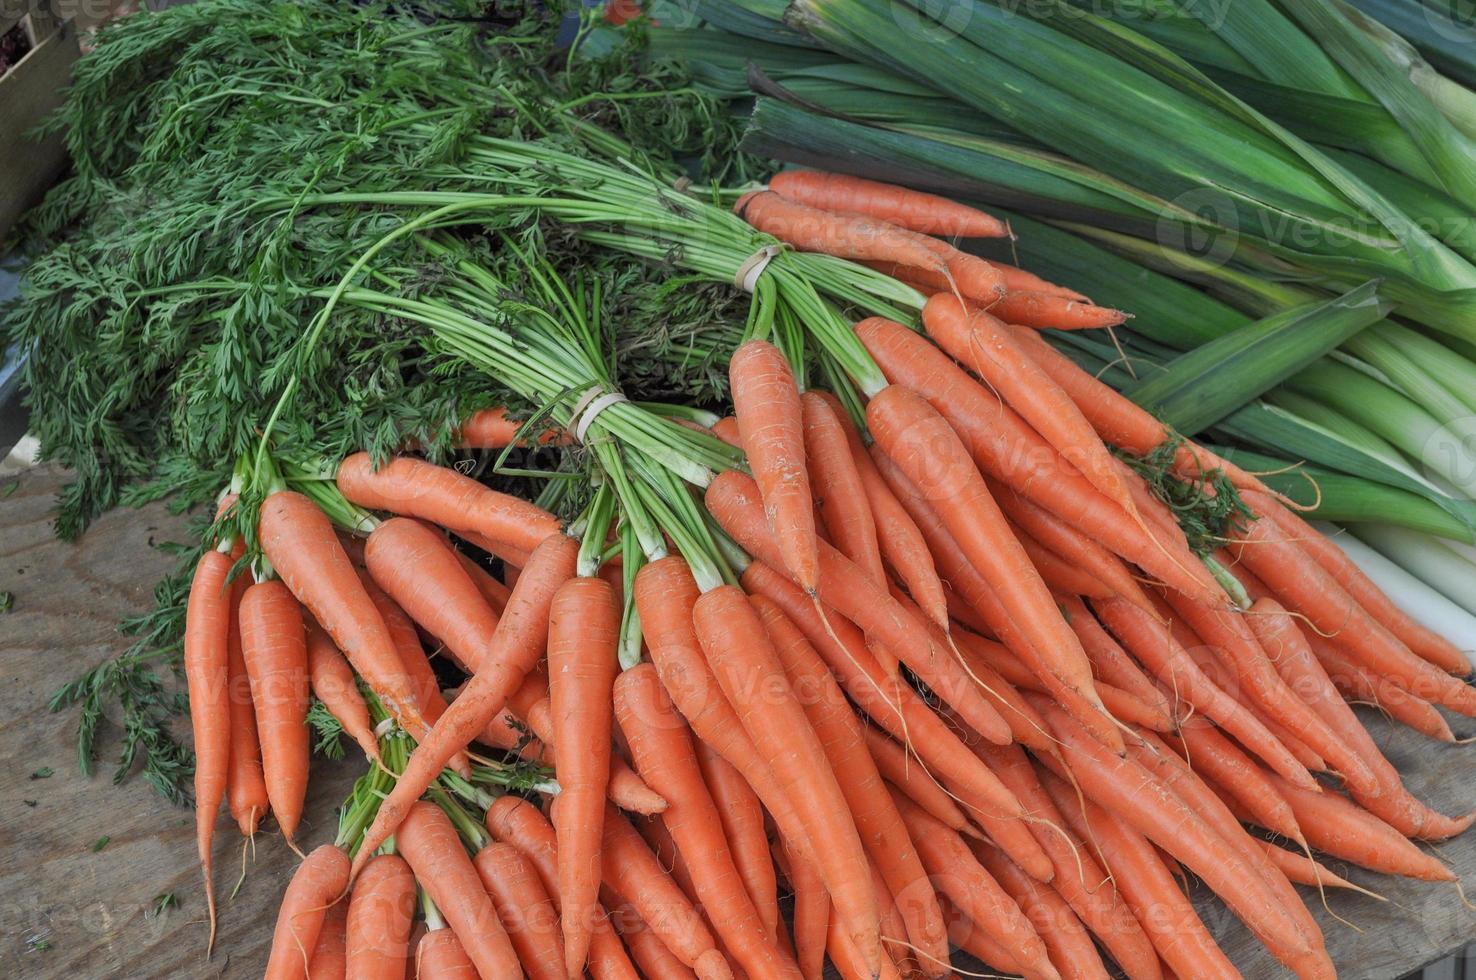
[4,1,1476,978]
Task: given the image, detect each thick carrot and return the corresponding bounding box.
[474,841,566,980]
[398,802,520,979]
[305,620,381,764]
[892,792,1059,980]
[730,339,820,594]
[351,533,576,875]
[1310,635,1455,741]
[416,927,478,980]
[260,490,428,738]
[754,597,950,973]
[738,559,1023,820]
[973,743,1163,980]
[769,170,1009,237]
[1251,598,1476,840]
[615,663,799,979]
[923,293,1135,517]
[225,590,269,838]
[1032,697,1325,979]
[453,406,570,448]
[855,316,1225,604]
[863,724,976,838]
[1093,595,1315,788]
[483,797,641,980]
[801,391,885,588]
[308,897,347,980]
[710,414,742,448]
[973,844,1110,980]
[548,576,620,978]
[345,854,416,980]
[693,584,882,973]
[1251,494,1471,675]
[1038,771,1242,980]
[694,739,780,943]
[1161,722,1305,844]
[238,580,310,845]
[456,550,511,614]
[707,470,1011,743]
[264,845,350,980]
[184,550,233,952]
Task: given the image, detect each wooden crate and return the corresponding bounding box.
[0,0,79,240]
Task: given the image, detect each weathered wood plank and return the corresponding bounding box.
[3,463,1476,977]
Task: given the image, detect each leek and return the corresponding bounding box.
[1317,521,1476,644]
[1356,523,1476,614]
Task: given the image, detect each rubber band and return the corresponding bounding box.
[569,386,630,444]
[734,244,782,293]
[373,717,395,738]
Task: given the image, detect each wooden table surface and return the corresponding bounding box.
[4,463,1476,979]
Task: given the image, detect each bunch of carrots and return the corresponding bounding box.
[183,173,1474,980]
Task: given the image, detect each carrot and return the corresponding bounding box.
[472,703,549,761]
[238,579,310,846]
[1030,696,1325,979]
[801,391,885,588]
[351,533,576,875]
[768,170,1010,238]
[453,406,570,448]
[754,597,950,973]
[483,797,641,980]
[866,860,918,977]
[825,915,903,980]
[973,844,1110,980]
[600,803,735,980]
[972,742,1163,980]
[416,927,478,980]
[475,841,566,980]
[1057,595,1173,722]
[1012,523,1116,599]
[1309,635,1455,742]
[1092,595,1316,788]
[547,575,620,978]
[864,383,1119,748]
[937,892,1024,975]
[729,339,820,594]
[855,315,1225,604]
[739,559,1025,821]
[1229,513,1476,717]
[397,802,521,978]
[937,652,1061,754]
[259,490,429,738]
[693,740,780,943]
[1161,722,1305,845]
[862,724,976,839]
[225,589,269,838]
[1252,838,1384,896]
[923,293,1137,517]
[264,845,350,980]
[305,620,381,764]
[710,415,743,448]
[997,484,1155,611]
[184,550,233,952]
[692,584,882,973]
[993,289,1128,330]
[337,452,560,555]
[456,550,511,614]
[612,901,699,980]
[308,896,348,980]
[707,470,1011,743]
[1251,494,1471,675]
[615,663,800,979]
[864,258,1086,301]
[345,854,416,980]
[770,840,827,980]
[1037,771,1242,980]
[1250,598,1476,840]
[891,792,1058,980]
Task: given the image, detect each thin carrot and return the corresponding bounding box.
[397,801,521,979]
[184,549,233,953]
[475,841,566,980]
[867,860,918,978]
[1012,523,1117,599]
[351,533,577,876]
[863,725,976,838]
[483,796,641,980]
[226,588,269,838]
[264,845,350,980]
[780,840,829,980]
[548,575,620,978]
[613,902,698,980]
[337,452,560,555]
[305,621,380,764]
[259,490,428,738]
[615,662,800,979]
[937,891,1024,975]
[694,739,780,943]
[973,844,1110,980]
[730,339,820,594]
[416,926,478,980]
[710,415,742,448]
[308,896,348,980]
[1057,595,1174,723]
[801,391,885,588]
[768,170,1010,238]
[993,290,1128,330]
[1309,634,1455,742]
[1252,838,1385,897]
[345,854,416,980]
[937,653,1060,754]
[239,579,309,846]
[864,258,1086,301]
[1161,722,1306,845]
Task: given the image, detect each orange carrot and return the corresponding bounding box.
[769,170,1009,237]
[1161,721,1305,844]
[453,406,570,448]
[862,724,976,838]
[548,576,620,978]
[456,551,511,614]
[613,901,698,980]
[973,844,1110,980]
[346,854,416,980]
[1012,523,1117,599]
[337,452,560,555]
[1057,595,1173,722]
[997,485,1155,611]
[937,892,1024,975]
[239,579,310,845]
[308,897,348,980]
[864,257,1086,301]
[225,588,269,838]
[397,802,521,979]
[1253,838,1381,895]
[305,621,380,764]
[693,585,882,973]
[710,415,743,448]
[780,841,829,980]
[730,339,820,594]
[615,663,799,979]
[416,927,478,980]
[994,290,1128,330]
[350,535,574,875]
[801,391,885,588]
[264,845,350,980]
[1310,635,1455,741]
[694,740,780,943]
[475,841,566,980]
[184,549,233,952]
[259,490,428,738]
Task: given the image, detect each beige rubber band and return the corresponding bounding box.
[735,244,783,293]
[569,386,630,444]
